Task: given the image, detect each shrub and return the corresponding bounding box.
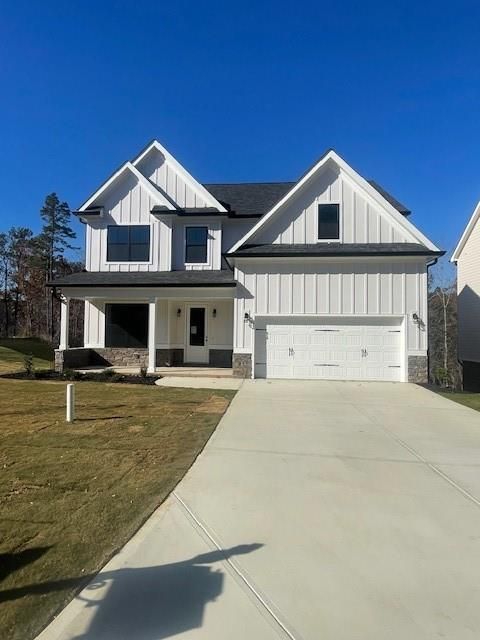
[63,368,83,381]
[98,368,123,383]
[23,353,35,378]
[434,366,452,388]
[140,366,148,378]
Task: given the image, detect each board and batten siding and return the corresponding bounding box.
[84,147,237,274]
[457,216,480,363]
[252,166,416,245]
[85,172,172,272]
[233,259,427,354]
[84,300,105,348]
[136,150,211,209]
[171,220,222,271]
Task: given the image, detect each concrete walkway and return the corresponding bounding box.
[38,381,480,640]
[155,376,243,390]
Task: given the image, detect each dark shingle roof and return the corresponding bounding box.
[230,243,444,258]
[49,270,236,288]
[203,180,410,218]
[367,180,411,216]
[203,182,295,217]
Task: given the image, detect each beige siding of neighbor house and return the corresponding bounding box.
[457,218,480,363]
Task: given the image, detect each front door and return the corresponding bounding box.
[185,306,208,364]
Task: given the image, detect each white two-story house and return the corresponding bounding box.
[51,140,443,382]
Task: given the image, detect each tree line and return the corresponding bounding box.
[0,194,83,343]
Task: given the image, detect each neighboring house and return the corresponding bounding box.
[50,140,443,382]
[452,201,480,390]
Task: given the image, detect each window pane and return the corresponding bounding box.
[186,244,207,263]
[189,307,205,346]
[185,226,208,263]
[107,244,129,262]
[130,225,150,244]
[105,304,148,348]
[186,226,207,246]
[108,226,129,244]
[107,225,150,262]
[318,204,339,240]
[130,244,150,262]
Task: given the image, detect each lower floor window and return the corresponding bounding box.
[105,304,148,348]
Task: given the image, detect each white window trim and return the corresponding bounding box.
[316,201,342,243]
[184,223,210,267]
[104,223,153,266]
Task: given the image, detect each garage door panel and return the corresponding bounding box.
[255,318,404,382]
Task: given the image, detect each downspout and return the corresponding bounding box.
[426,257,439,383]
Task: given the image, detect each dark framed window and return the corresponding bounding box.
[105,304,148,348]
[185,226,208,263]
[107,225,150,262]
[318,204,340,240]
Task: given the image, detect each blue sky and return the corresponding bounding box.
[1,0,479,264]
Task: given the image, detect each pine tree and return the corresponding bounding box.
[38,193,77,340]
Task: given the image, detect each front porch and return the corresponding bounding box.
[55,287,238,375]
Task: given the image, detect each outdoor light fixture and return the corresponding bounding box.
[244,312,250,322]
[212,308,217,318]
[412,312,419,322]
[177,308,182,318]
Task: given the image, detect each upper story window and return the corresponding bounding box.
[107,225,150,262]
[318,204,340,241]
[185,226,208,263]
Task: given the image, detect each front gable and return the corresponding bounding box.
[79,139,226,215]
[229,151,439,252]
[133,140,226,211]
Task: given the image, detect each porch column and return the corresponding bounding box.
[148,299,157,373]
[59,296,70,350]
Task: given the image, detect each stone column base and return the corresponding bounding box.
[232,353,252,378]
[408,355,428,383]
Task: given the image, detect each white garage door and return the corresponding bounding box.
[255,318,404,382]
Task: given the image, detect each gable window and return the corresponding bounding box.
[185,226,208,263]
[107,225,150,262]
[317,204,340,241]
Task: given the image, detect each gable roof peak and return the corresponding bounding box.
[452,200,480,262]
[228,149,440,254]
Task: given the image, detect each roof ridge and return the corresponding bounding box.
[203,181,296,186]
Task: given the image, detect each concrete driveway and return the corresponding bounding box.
[38,381,480,640]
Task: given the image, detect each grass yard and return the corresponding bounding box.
[0,378,235,640]
[0,338,53,374]
[437,390,480,413]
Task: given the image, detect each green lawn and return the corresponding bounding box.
[437,390,480,412]
[0,378,235,640]
[0,338,53,374]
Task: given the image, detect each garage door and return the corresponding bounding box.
[255,318,403,381]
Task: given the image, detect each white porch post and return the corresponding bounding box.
[59,296,70,350]
[148,299,157,373]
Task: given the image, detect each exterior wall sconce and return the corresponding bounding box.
[212,308,217,318]
[177,308,182,318]
[244,312,252,323]
[411,312,425,329]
